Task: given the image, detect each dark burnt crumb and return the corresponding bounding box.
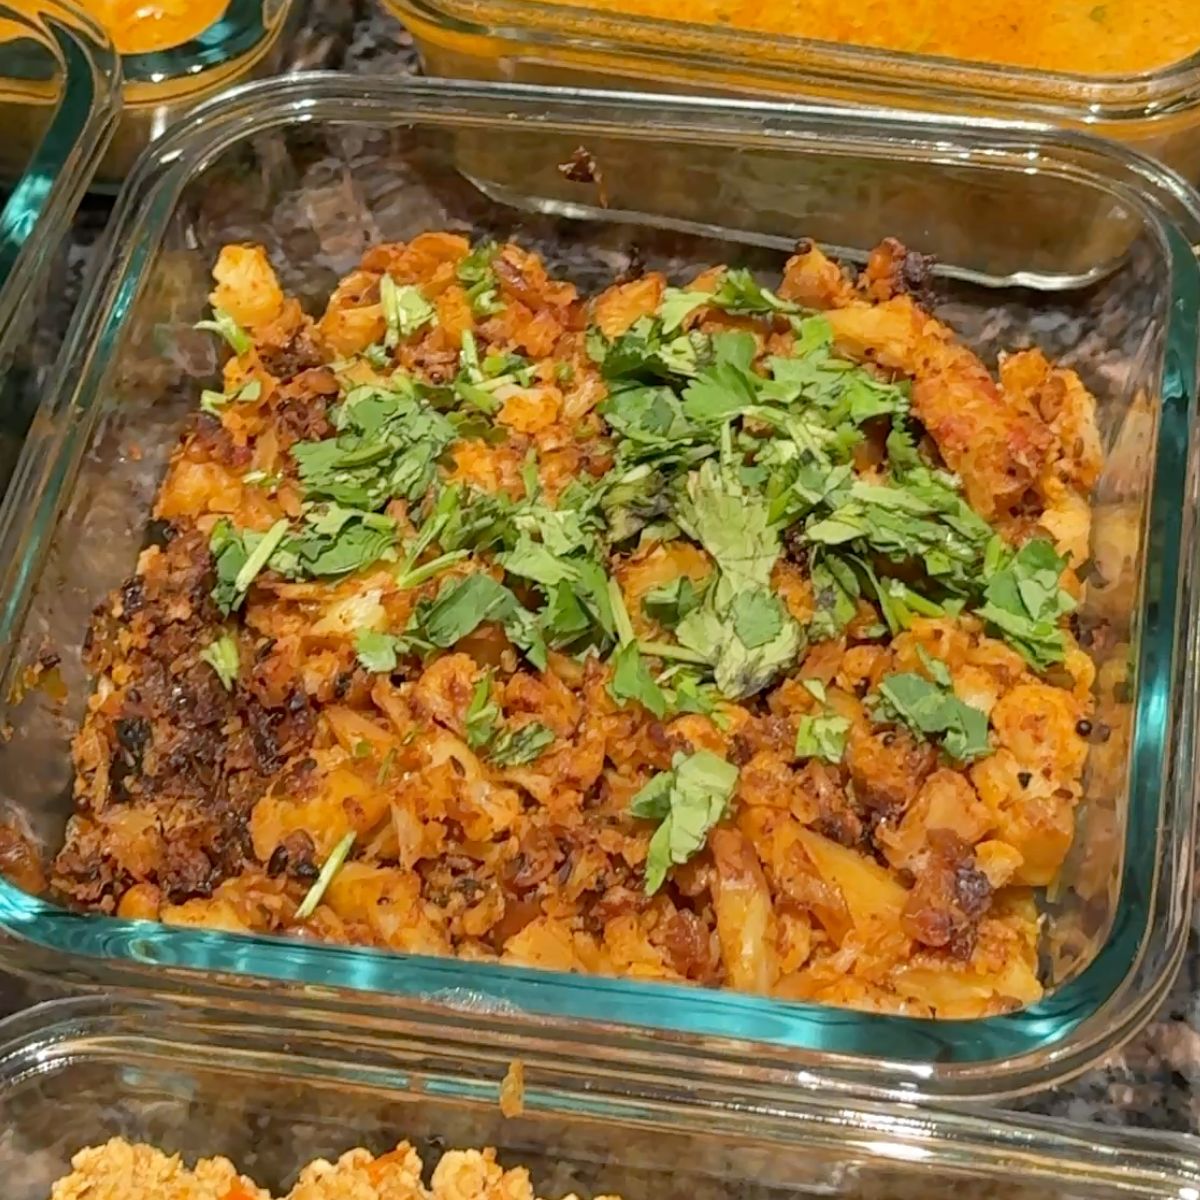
[143,517,175,549]
[727,733,753,766]
[268,830,318,881]
[557,145,599,183]
[556,146,608,207]
[615,243,646,284]
[783,524,807,562]
[794,237,815,256]
[1017,770,1032,788]
[119,577,145,617]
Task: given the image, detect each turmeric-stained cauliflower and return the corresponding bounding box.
[55,234,1103,1019]
[48,1139,624,1200]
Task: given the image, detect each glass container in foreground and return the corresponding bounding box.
[0,76,1196,1102]
[5,994,1200,1200]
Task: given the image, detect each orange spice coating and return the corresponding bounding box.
[561,0,1200,76]
[54,234,1103,1020]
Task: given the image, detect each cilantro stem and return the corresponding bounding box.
[638,640,711,665]
[295,830,355,919]
[608,577,637,646]
[233,518,289,597]
[396,549,469,590]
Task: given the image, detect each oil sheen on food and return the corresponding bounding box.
[572,0,1200,74]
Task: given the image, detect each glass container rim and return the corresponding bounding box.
[117,0,290,87]
[4,993,1200,1197]
[0,73,1197,1103]
[0,1,120,299]
[393,0,1200,122]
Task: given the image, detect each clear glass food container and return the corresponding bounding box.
[0,0,119,495]
[0,75,1196,1102]
[387,0,1200,182]
[6,994,1200,1200]
[95,0,299,184]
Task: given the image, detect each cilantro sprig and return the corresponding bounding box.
[871,651,991,763]
[630,750,739,894]
[977,538,1076,670]
[199,632,239,690]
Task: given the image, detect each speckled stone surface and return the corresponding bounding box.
[5,0,1198,1146]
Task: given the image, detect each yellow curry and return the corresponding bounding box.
[79,0,229,55]
[568,0,1200,75]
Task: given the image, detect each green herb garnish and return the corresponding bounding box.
[630,750,739,894]
[199,632,239,690]
[380,276,436,348]
[295,831,356,920]
[195,307,251,355]
[871,660,991,763]
[490,721,556,766]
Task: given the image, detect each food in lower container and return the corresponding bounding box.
[50,1137,619,1200]
[552,0,1198,75]
[56,233,1101,1019]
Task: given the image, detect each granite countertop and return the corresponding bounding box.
[12,0,1199,1144]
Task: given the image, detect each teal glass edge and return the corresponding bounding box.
[0,78,1196,1093]
[119,0,287,83]
[0,5,119,287]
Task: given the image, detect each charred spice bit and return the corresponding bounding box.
[556,145,608,208]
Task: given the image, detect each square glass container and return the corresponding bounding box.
[5,994,1200,1200]
[0,0,119,495]
[0,76,1196,1102]
[95,0,299,184]
[388,0,1200,183]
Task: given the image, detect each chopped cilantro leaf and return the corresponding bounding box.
[676,591,803,700]
[490,722,556,766]
[412,572,547,669]
[795,712,850,763]
[272,507,397,580]
[659,288,708,333]
[199,633,239,690]
[355,629,403,674]
[680,332,761,424]
[380,275,436,348]
[465,670,500,749]
[606,578,668,716]
[641,576,703,627]
[709,268,803,317]
[499,535,579,588]
[610,640,669,717]
[872,669,991,763]
[209,517,290,614]
[674,450,780,591]
[630,749,739,894]
[808,553,860,642]
[730,587,785,649]
[200,377,261,417]
[457,240,505,317]
[976,538,1076,671]
[291,384,455,509]
[600,383,697,448]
